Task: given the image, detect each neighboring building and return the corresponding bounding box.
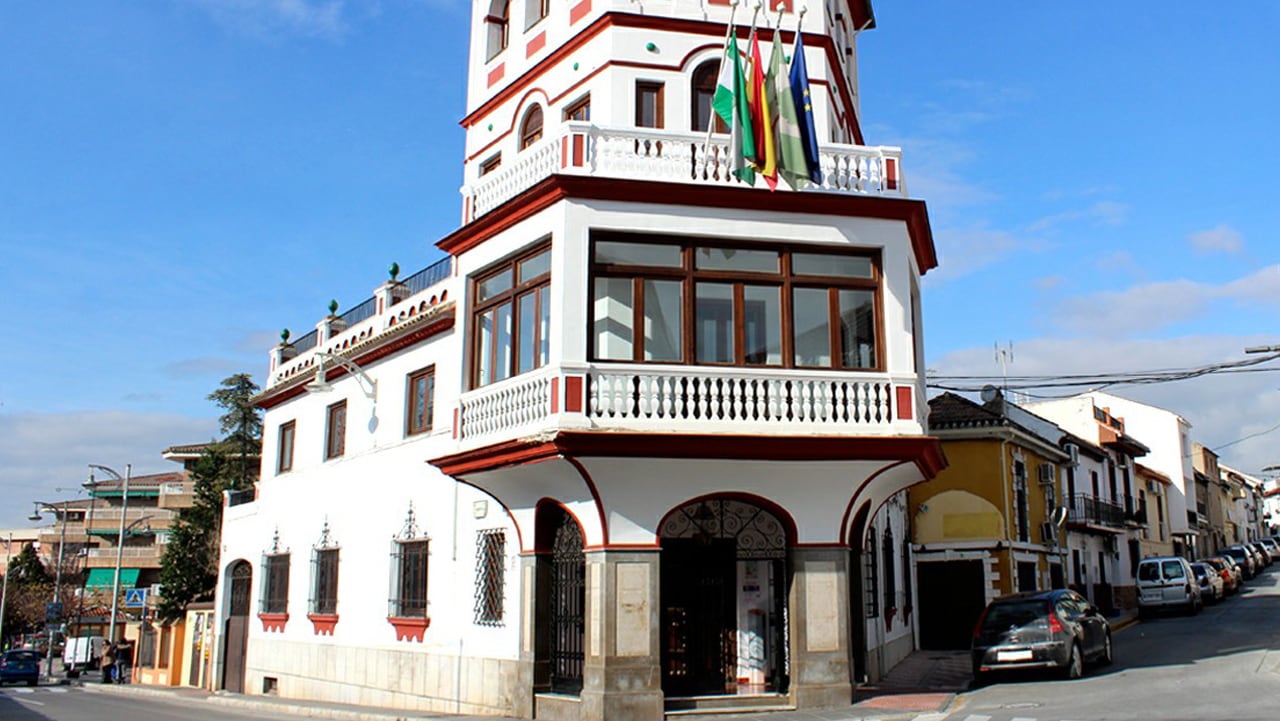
[1134,464,1175,558]
[1221,464,1267,543]
[911,392,1068,650]
[0,530,40,576]
[214,0,946,717]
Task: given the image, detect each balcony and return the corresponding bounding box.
[455,363,917,447]
[85,546,162,569]
[157,481,195,510]
[1067,494,1126,529]
[461,122,907,222]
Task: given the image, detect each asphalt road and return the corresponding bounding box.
[0,685,300,721]
[928,566,1280,721]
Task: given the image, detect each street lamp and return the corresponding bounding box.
[89,463,131,644]
[29,500,70,680]
[305,350,378,401]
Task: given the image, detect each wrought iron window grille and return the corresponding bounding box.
[474,529,506,626]
[260,528,291,615]
[389,503,430,618]
[309,519,340,615]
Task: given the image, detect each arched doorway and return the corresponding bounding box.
[221,560,252,693]
[535,504,585,695]
[660,498,790,697]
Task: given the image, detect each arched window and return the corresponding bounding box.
[485,0,509,60]
[520,105,544,150]
[691,60,726,133]
[525,0,550,29]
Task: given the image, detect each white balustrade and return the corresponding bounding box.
[457,369,556,440]
[586,367,893,427]
[460,123,907,221]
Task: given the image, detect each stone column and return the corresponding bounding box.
[580,550,663,721]
[512,553,539,719]
[788,547,853,709]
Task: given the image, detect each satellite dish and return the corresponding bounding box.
[980,385,1000,403]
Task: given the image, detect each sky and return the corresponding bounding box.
[1,1,1277,529]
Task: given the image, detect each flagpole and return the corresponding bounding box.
[700,0,741,177]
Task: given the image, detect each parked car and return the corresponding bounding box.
[1221,546,1257,579]
[1137,556,1201,617]
[1191,562,1224,602]
[0,649,40,687]
[1201,556,1241,594]
[1245,542,1271,568]
[1258,538,1280,561]
[971,588,1112,683]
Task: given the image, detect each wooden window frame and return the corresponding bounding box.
[469,242,552,389]
[588,233,884,371]
[406,366,436,437]
[479,153,502,177]
[277,420,296,474]
[563,94,590,122]
[485,1,510,60]
[635,81,665,129]
[691,61,726,133]
[519,105,544,150]
[324,400,347,461]
[525,0,550,30]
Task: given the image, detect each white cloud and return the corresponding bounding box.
[0,411,218,529]
[1094,250,1140,274]
[927,335,1280,476]
[189,0,348,40]
[1027,201,1129,233]
[924,224,1021,284]
[1188,224,1244,255]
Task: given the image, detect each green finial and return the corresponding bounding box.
[328,299,339,315]
[280,328,291,343]
[389,262,400,281]
[487,123,494,131]
[572,62,579,71]
[645,42,657,52]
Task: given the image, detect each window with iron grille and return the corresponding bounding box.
[474,529,506,625]
[310,548,339,615]
[390,539,430,618]
[261,553,290,614]
[882,528,896,614]
[864,526,878,618]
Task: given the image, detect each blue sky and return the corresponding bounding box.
[2,1,1277,528]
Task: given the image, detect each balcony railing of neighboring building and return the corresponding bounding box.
[455,363,915,443]
[460,122,909,222]
[268,256,454,391]
[1067,493,1126,528]
[85,547,162,568]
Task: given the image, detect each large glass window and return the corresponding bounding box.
[591,235,881,369]
[472,244,552,388]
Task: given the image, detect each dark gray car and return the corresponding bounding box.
[972,588,1112,684]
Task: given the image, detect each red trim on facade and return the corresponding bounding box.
[437,175,938,275]
[487,63,505,88]
[550,376,561,413]
[564,375,584,413]
[563,456,610,546]
[885,157,898,191]
[431,431,944,478]
[387,616,431,642]
[526,31,546,58]
[460,14,864,144]
[307,613,339,636]
[584,543,662,551]
[534,498,590,551]
[452,407,460,439]
[449,476,526,551]
[569,0,592,25]
[571,134,585,167]
[258,612,289,633]
[256,314,456,410]
[896,386,914,421]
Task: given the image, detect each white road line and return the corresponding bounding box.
[960,715,993,721]
[1009,717,1038,721]
[11,688,35,694]
[47,687,68,693]
[910,714,950,721]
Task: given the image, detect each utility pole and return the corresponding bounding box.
[0,532,11,649]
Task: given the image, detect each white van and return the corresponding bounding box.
[62,636,106,676]
[1136,556,1201,618]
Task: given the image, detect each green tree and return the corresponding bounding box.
[156,374,263,621]
[2,545,54,642]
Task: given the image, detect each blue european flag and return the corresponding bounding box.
[788,31,822,185]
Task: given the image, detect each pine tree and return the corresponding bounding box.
[156,374,262,621]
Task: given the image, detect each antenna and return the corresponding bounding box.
[994,341,1014,391]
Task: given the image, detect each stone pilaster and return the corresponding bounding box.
[579,550,663,721]
[788,547,853,709]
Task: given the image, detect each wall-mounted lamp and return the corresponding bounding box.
[306,351,377,402]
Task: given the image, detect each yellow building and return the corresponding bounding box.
[910,392,1070,650]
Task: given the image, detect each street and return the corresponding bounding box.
[922,567,1280,721]
[0,686,298,721]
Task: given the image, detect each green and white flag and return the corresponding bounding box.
[771,29,809,188]
[712,30,756,185]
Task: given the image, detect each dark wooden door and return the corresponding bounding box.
[661,538,736,696]
[916,560,986,650]
[221,561,251,693]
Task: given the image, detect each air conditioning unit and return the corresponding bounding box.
[1066,443,1080,467]
[1038,462,1056,485]
[1040,521,1058,545]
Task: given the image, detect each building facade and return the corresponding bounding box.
[213,1,945,718]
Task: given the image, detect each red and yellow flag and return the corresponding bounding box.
[746,29,777,190]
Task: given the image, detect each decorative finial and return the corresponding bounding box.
[389,262,400,281]
[280,328,291,343]
[328,299,339,315]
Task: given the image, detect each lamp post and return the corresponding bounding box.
[89,464,131,644]
[29,501,70,680]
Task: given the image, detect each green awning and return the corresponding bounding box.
[85,568,141,589]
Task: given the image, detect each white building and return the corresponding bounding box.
[214,0,944,718]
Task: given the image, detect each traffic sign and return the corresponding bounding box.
[123,588,148,608]
[45,601,63,621]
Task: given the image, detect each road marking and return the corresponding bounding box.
[960,715,993,721]
[1010,717,1038,721]
[47,687,67,693]
[909,714,950,721]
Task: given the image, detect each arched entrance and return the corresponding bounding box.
[660,498,790,697]
[221,560,252,693]
[535,504,585,695]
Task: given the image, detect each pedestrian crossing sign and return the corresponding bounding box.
[123,588,148,608]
